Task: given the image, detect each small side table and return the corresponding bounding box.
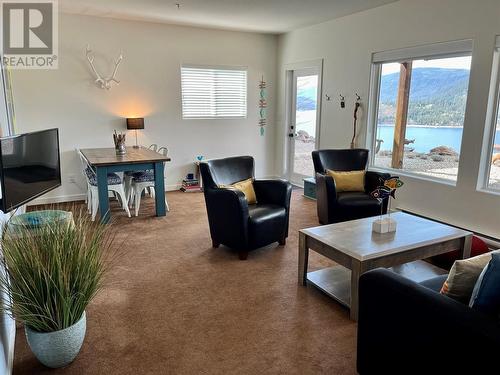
[303,177,316,200]
[195,161,203,190]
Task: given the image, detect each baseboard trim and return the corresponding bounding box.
[26,179,285,206]
[27,184,183,206]
[167,183,182,191]
[29,193,87,205]
[401,209,500,248]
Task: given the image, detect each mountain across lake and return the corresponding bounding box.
[295,67,473,127]
[378,67,470,126]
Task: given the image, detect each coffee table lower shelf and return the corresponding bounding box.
[306,260,447,309]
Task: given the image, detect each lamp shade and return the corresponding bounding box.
[126,117,144,130]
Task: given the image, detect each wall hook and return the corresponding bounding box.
[355,93,361,102]
[325,94,331,101]
[340,94,345,108]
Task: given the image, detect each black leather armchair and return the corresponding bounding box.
[199,156,292,260]
[312,149,390,224]
[357,269,500,374]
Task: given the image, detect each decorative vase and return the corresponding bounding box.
[116,142,126,155]
[25,312,86,368]
[372,217,397,234]
[113,131,126,155]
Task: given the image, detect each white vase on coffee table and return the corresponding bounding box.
[372,216,397,233]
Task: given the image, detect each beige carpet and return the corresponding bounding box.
[13,190,357,374]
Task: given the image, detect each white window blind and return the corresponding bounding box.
[181,66,247,119]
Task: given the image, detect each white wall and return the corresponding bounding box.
[276,0,500,238]
[11,13,278,203]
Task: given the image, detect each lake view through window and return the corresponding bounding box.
[373,56,472,182]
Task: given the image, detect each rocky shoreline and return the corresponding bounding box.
[375,152,500,189]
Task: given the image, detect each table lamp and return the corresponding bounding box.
[126,117,144,148]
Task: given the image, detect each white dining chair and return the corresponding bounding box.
[129,146,170,216]
[77,149,131,221]
[76,149,92,214]
[124,143,158,201]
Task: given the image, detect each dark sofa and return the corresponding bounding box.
[357,268,500,374]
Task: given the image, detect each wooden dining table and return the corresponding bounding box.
[80,147,171,223]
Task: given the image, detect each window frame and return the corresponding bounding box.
[477,36,500,194]
[366,40,474,185]
[180,64,248,120]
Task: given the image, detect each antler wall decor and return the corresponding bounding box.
[85,45,123,90]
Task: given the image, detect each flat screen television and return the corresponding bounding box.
[0,128,61,212]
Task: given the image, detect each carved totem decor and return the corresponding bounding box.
[259,76,267,136]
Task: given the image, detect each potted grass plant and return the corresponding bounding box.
[0,211,114,368]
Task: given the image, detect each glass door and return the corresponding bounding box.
[288,68,321,184]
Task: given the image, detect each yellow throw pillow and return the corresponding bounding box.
[220,178,257,204]
[326,169,365,192]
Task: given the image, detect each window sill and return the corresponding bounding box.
[476,187,500,197]
[368,166,457,187]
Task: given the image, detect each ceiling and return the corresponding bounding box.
[59,0,399,34]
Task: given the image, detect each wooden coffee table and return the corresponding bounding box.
[298,212,472,320]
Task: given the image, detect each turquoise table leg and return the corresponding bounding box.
[154,162,166,216]
[96,167,110,223]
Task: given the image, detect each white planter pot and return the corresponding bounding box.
[25,311,86,368]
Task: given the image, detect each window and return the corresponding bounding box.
[181,66,247,119]
[482,37,500,191]
[369,40,473,182]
